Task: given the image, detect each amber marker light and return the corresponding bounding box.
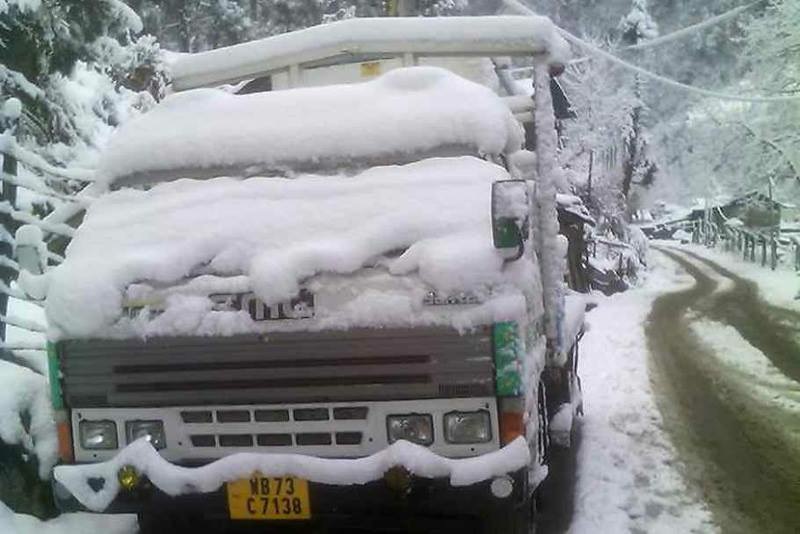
[118,465,140,491]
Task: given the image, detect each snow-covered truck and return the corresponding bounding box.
[22,15,585,534]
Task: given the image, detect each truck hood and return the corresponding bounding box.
[40,156,536,339]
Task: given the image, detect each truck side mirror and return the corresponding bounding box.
[14,224,46,275]
[492,180,530,260]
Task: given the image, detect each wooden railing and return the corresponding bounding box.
[690,218,798,272]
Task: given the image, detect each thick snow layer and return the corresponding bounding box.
[569,251,716,533]
[98,67,523,185]
[42,157,531,339]
[562,292,585,348]
[0,502,136,534]
[170,16,570,91]
[0,361,57,478]
[55,437,530,512]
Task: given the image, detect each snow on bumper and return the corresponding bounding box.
[54,437,531,512]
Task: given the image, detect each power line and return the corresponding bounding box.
[560,30,800,103]
[502,0,800,103]
[566,2,760,65]
[623,1,762,51]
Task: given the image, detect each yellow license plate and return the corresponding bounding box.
[227,475,311,520]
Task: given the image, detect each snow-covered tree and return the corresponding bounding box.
[658,0,800,206]
[618,0,657,44]
[617,0,658,204]
[0,0,154,160]
[558,51,637,220]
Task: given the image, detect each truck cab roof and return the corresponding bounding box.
[99,67,522,188]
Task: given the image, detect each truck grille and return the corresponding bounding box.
[59,327,494,408]
[181,406,368,448]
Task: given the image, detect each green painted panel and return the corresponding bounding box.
[47,342,63,410]
[493,321,522,396]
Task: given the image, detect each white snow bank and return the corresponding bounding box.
[0,361,57,478]
[55,437,530,512]
[170,16,570,91]
[98,67,523,185]
[0,502,136,534]
[43,157,523,339]
[569,250,715,533]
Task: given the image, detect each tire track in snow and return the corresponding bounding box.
[648,248,800,534]
[674,248,800,383]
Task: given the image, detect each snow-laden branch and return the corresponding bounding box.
[0,134,95,183]
[0,314,46,333]
[729,121,800,184]
[0,282,42,304]
[0,255,19,272]
[0,351,45,377]
[0,66,43,99]
[0,171,86,203]
[0,340,46,351]
[0,360,57,479]
[0,202,76,238]
[503,0,800,103]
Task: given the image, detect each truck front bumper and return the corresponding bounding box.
[53,437,533,530]
[57,468,529,532]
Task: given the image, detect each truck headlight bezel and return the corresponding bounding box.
[444,410,492,444]
[79,419,118,450]
[125,420,167,450]
[386,414,434,446]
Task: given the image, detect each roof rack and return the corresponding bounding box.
[170,15,569,91]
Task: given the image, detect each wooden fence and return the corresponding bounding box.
[690,219,800,272]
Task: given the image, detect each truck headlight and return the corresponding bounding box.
[444,411,492,444]
[79,420,118,450]
[386,414,433,446]
[126,420,166,450]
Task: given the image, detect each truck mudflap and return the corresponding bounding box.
[52,437,531,515]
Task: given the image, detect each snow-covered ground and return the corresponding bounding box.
[568,250,717,533]
[0,502,136,534]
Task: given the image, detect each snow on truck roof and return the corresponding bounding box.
[43,157,524,339]
[169,16,570,92]
[99,67,523,187]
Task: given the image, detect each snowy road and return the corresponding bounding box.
[566,249,715,534]
[647,247,800,534]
